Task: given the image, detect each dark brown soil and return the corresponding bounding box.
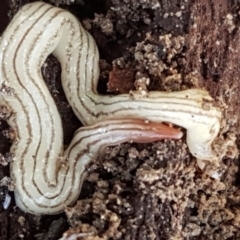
[1,0,240,239]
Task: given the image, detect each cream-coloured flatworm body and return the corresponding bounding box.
[0,2,222,214]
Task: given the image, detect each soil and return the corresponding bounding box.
[0,0,240,239]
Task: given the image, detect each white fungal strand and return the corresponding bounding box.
[3,192,11,210]
[0,2,222,215]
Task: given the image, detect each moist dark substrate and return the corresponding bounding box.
[0,0,240,239]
